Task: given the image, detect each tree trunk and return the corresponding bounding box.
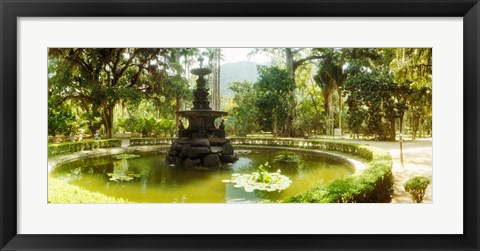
[338,88,343,136]
[329,94,334,135]
[103,104,115,138]
[175,96,181,131]
[283,48,296,137]
[389,117,396,141]
[273,110,278,137]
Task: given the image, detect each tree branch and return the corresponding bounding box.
[293,55,325,71]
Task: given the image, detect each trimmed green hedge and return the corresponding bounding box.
[283,146,393,203]
[229,137,374,161]
[129,137,173,146]
[48,139,122,156]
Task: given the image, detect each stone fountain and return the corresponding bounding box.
[166,58,238,169]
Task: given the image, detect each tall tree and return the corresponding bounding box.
[48,48,185,138]
[228,80,261,136]
[207,48,223,110]
[250,48,324,136]
[255,66,295,136]
[313,49,346,135]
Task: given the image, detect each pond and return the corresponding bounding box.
[49,148,354,203]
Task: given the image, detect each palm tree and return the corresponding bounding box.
[314,64,335,135]
[314,51,345,136]
[205,48,224,110]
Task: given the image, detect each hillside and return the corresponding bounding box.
[220,61,259,97]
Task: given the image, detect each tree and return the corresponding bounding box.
[227,81,260,136]
[48,103,76,137]
[344,48,410,141]
[255,66,295,136]
[390,48,432,139]
[48,48,185,138]
[249,48,324,136]
[206,48,223,110]
[314,50,345,136]
[294,64,324,135]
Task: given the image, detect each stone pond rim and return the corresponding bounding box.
[165,59,238,169]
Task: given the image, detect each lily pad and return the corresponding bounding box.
[273,152,301,164]
[223,163,292,193]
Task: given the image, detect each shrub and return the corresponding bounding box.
[48,139,122,156]
[129,137,173,146]
[283,147,393,203]
[404,176,430,203]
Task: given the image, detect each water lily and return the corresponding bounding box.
[222,162,292,192]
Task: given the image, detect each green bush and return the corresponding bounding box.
[118,117,176,137]
[404,176,430,203]
[129,137,173,146]
[48,139,122,156]
[283,147,393,203]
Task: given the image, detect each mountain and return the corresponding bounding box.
[220,61,259,97]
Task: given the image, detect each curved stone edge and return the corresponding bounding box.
[233,145,367,175]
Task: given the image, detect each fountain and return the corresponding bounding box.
[166,58,238,169]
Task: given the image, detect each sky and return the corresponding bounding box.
[220,48,271,64]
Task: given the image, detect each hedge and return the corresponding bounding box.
[48,139,122,156]
[129,137,174,146]
[127,136,372,161]
[229,137,374,161]
[283,146,393,203]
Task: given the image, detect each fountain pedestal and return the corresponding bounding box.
[166,60,238,169]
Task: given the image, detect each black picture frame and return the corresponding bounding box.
[1,0,479,250]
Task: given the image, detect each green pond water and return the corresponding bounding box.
[49,149,353,203]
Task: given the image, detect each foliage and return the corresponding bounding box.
[48,103,77,136]
[48,47,432,141]
[129,137,173,146]
[343,49,410,140]
[48,178,126,203]
[223,162,292,192]
[390,48,432,89]
[273,151,302,164]
[314,49,345,135]
[227,80,261,136]
[255,66,295,134]
[48,48,187,138]
[118,116,175,137]
[294,64,325,135]
[283,146,393,203]
[404,176,430,203]
[48,139,122,156]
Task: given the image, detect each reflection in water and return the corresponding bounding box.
[49,149,353,203]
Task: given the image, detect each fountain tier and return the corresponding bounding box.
[166,59,238,169]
